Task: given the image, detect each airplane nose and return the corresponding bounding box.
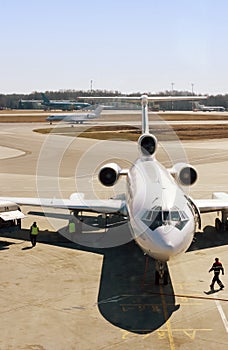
[150,225,185,260]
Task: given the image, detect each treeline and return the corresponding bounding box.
[0,89,228,110]
[0,90,121,109]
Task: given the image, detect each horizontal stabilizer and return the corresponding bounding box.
[78,95,207,102]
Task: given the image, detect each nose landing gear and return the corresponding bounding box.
[142,256,169,290]
[155,261,169,285]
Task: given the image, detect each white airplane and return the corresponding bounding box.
[193,102,225,112]
[1,94,228,284]
[46,105,104,124]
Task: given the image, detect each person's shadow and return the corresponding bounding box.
[0,240,12,250]
[21,246,33,250]
[204,288,221,295]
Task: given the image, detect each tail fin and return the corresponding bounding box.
[193,102,202,110]
[94,105,103,116]
[41,93,50,104]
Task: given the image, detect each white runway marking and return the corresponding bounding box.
[215,298,228,333]
[0,145,25,159]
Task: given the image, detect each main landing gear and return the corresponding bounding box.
[215,210,228,232]
[155,261,169,285]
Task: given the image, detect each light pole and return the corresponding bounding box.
[191,83,194,110]
[171,82,175,110]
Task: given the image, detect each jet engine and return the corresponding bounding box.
[138,134,157,156]
[170,163,198,186]
[98,163,122,187]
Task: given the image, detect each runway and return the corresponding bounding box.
[0,122,227,349]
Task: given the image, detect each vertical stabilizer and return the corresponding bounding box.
[141,95,149,134]
[94,105,103,116]
[41,93,50,104]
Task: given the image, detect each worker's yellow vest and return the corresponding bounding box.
[31,226,39,235]
[69,222,75,233]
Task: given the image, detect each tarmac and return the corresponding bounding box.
[0,119,227,350]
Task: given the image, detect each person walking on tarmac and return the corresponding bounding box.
[68,219,76,234]
[30,221,39,247]
[68,219,76,241]
[209,257,225,290]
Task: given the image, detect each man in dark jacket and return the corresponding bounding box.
[209,258,225,290]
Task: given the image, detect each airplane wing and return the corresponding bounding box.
[194,192,228,213]
[0,194,127,216]
[64,116,86,123]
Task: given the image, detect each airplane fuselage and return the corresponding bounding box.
[127,157,196,261]
[195,104,225,112]
[46,113,98,124]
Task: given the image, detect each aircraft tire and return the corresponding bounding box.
[215,218,222,232]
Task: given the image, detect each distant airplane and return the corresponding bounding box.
[193,102,225,112]
[41,93,91,111]
[46,105,104,124]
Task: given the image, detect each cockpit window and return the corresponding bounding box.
[142,206,189,231]
[170,211,181,221]
[163,211,170,221]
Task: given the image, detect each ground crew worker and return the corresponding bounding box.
[30,221,39,247]
[209,257,225,290]
[68,220,76,234]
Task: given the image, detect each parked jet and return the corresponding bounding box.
[193,102,225,112]
[46,105,104,124]
[1,94,228,284]
[41,93,91,111]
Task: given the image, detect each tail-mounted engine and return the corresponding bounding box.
[98,163,122,187]
[170,163,198,186]
[138,134,157,156]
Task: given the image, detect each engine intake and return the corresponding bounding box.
[170,163,198,186]
[138,134,157,156]
[98,163,121,187]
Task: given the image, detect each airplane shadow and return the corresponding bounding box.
[188,225,228,252]
[1,222,228,333]
[97,241,179,333]
[0,227,179,333]
[58,225,179,333]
